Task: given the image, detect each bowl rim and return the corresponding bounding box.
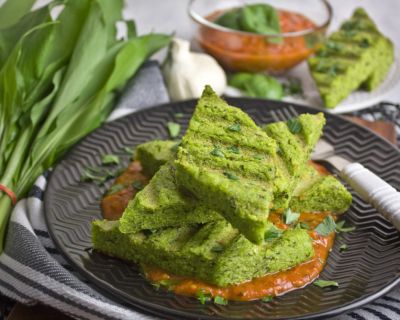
[188,0,333,38]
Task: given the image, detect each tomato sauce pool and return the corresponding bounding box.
[198,9,318,72]
[102,160,335,301]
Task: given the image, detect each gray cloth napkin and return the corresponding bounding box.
[0,61,399,320]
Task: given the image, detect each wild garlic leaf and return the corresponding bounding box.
[314,216,336,236]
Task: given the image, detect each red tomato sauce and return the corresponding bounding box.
[102,161,335,301]
[198,9,318,72]
[144,212,334,301]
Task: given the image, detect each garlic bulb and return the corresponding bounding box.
[162,38,227,101]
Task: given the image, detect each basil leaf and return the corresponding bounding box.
[102,154,120,165]
[215,8,241,30]
[229,73,283,100]
[214,295,228,305]
[287,118,302,134]
[314,216,336,236]
[167,121,181,138]
[335,220,356,233]
[283,208,300,225]
[239,4,281,35]
[313,279,339,288]
[264,225,283,241]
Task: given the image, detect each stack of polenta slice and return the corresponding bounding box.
[308,8,394,108]
[92,86,352,287]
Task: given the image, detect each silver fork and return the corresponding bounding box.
[311,139,400,230]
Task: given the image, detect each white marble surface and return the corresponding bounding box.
[127,0,400,103]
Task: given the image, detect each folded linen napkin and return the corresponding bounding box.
[0,61,399,320]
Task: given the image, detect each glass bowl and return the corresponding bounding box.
[188,0,332,73]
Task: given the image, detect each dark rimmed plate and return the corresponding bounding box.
[44,99,400,319]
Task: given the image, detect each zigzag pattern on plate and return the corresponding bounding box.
[44,99,400,320]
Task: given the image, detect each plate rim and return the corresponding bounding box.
[44,98,400,320]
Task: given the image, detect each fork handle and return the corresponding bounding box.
[341,163,400,231]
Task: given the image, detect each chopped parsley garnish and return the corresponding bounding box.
[228,145,240,154]
[261,296,273,302]
[211,244,224,253]
[223,171,239,181]
[264,225,283,241]
[359,38,370,48]
[283,208,300,225]
[214,295,228,305]
[253,154,264,160]
[106,184,125,195]
[314,216,336,236]
[81,166,120,185]
[122,146,135,154]
[174,112,184,118]
[287,118,302,134]
[299,222,311,230]
[340,244,348,252]
[167,121,181,138]
[335,220,356,233]
[211,146,225,158]
[227,122,241,132]
[132,180,144,190]
[101,154,120,165]
[313,279,339,288]
[197,290,212,304]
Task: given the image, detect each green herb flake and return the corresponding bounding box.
[214,295,228,305]
[122,146,135,154]
[211,147,225,158]
[264,225,283,241]
[227,122,241,132]
[106,184,125,195]
[358,38,370,48]
[340,244,348,252]
[261,296,273,302]
[167,121,181,138]
[101,154,120,165]
[132,180,144,190]
[174,112,184,118]
[211,244,224,253]
[253,154,264,160]
[158,279,181,291]
[283,208,300,225]
[335,220,356,233]
[287,118,302,134]
[223,171,239,181]
[228,146,240,154]
[81,169,106,184]
[299,222,311,230]
[197,289,212,304]
[313,279,339,288]
[284,77,303,97]
[314,216,336,236]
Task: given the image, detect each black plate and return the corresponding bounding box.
[44,99,400,320]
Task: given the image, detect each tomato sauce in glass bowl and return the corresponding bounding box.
[189,0,332,73]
